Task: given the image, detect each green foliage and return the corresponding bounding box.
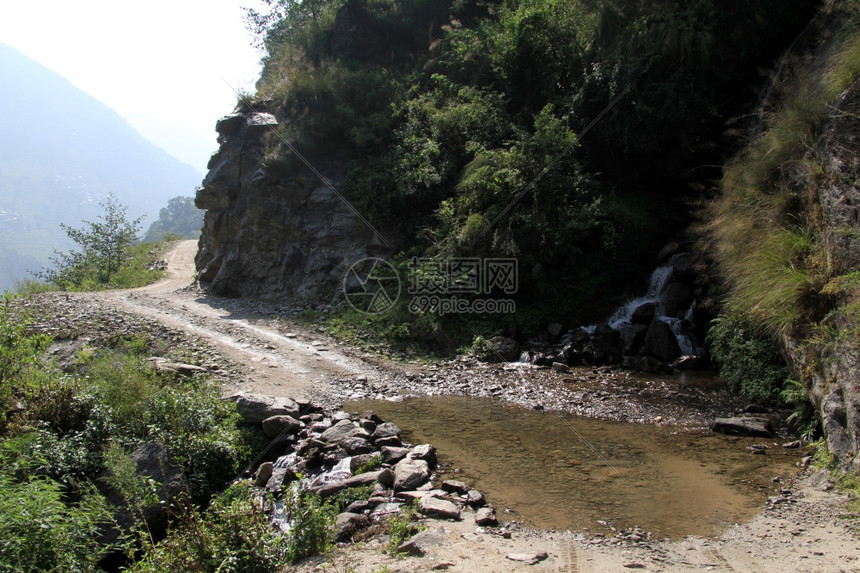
[0,437,114,573]
[706,312,792,404]
[384,501,424,554]
[283,484,336,563]
[39,192,142,289]
[353,456,382,476]
[780,379,820,442]
[0,297,51,429]
[142,196,204,242]
[247,0,821,329]
[132,483,292,572]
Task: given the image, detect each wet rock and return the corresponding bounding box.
[466,489,485,506]
[479,336,520,363]
[551,362,570,373]
[349,452,381,473]
[592,324,622,357]
[375,435,403,447]
[631,302,656,324]
[340,436,373,455]
[266,466,296,491]
[372,422,402,441]
[358,418,377,433]
[711,417,773,437]
[672,354,707,370]
[644,320,681,362]
[441,480,469,495]
[321,420,361,443]
[475,506,497,525]
[233,392,300,423]
[254,462,273,487]
[310,469,391,499]
[381,445,411,464]
[397,526,447,556]
[411,444,438,468]
[394,458,430,491]
[418,496,461,520]
[261,415,302,439]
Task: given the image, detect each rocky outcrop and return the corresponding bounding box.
[786,80,860,470]
[194,108,390,300]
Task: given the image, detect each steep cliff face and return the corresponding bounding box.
[794,81,860,469]
[194,109,389,300]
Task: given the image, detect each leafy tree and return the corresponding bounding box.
[142,196,203,242]
[39,193,142,288]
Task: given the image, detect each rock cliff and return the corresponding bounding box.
[194,108,390,300]
[790,81,860,469]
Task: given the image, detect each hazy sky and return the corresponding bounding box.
[0,0,265,174]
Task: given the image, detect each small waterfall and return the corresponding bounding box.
[608,260,675,329]
[606,253,700,356]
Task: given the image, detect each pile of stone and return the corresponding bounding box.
[230,392,498,542]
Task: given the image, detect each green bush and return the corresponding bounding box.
[0,296,51,429]
[706,312,792,404]
[132,484,292,572]
[0,437,114,573]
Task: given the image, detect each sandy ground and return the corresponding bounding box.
[89,241,860,572]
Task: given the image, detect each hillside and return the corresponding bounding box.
[0,43,202,292]
[195,0,816,320]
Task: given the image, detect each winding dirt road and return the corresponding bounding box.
[92,241,860,572]
[99,240,379,403]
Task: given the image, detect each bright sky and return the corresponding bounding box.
[0,0,266,174]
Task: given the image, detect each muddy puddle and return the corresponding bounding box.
[345,395,803,538]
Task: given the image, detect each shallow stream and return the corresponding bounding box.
[345,395,802,538]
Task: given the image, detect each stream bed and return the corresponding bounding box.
[345,395,803,539]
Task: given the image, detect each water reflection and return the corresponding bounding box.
[345,395,801,538]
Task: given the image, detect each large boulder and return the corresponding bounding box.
[393,458,430,491]
[417,496,461,520]
[233,393,300,424]
[477,336,520,362]
[261,415,303,439]
[644,320,681,362]
[321,420,365,444]
[99,442,189,541]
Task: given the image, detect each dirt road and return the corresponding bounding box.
[99,240,378,404]
[87,241,860,572]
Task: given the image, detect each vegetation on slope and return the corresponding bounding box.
[141,196,204,243]
[709,1,860,423]
[245,0,817,344]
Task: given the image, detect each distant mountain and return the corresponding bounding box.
[0,43,203,292]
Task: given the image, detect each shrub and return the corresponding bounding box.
[0,296,51,429]
[706,312,791,404]
[0,437,114,572]
[132,484,292,572]
[283,485,335,564]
